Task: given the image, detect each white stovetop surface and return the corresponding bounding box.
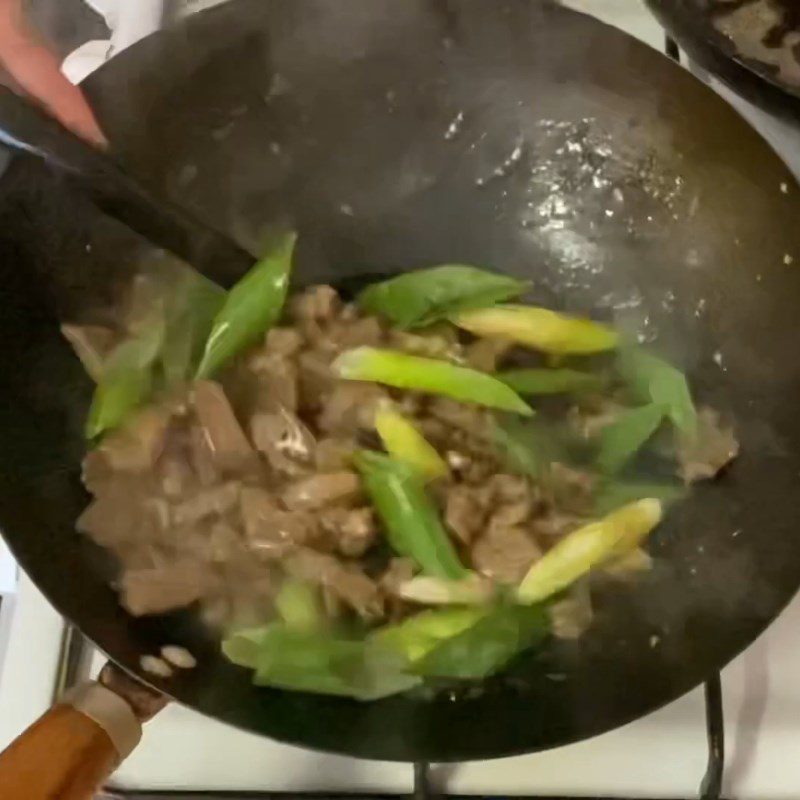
[2,570,800,799]
[3,1,800,797]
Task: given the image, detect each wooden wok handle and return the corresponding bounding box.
[0,662,167,800]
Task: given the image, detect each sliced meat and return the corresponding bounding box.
[78,482,161,549]
[428,398,487,433]
[394,392,425,418]
[317,383,387,435]
[157,451,196,498]
[441,446,498,485]
[281,471,362,511]
[532,511,585,540]
[488,497,533,529]
[207,521,246,564]
[172,482,240,526]
[443,485,486,545]
[315,437,356,471]
[390,329,463,361]
[240,486,315,556]
[546,462,594,514]
[250,408,316,476]
[173,518,242,565]
[291,284,340,324]
[188,423,221,487]
[192,381,256,471]
[319,507,377,557]
[248,352,299,412]
[82,449,117,495]
[569,396,626,439]
[418,417,449,445]
[286,548,383,619]
[471,525,542,584]
[78,495,139,548]
[264,327,304,357]
[677,407,739,483]
[298,351,338,415]
[465,338,513,372]
[200,555,275,630]
[98,407,170,473]
[331,316,385,350]
[486,473,532,504]
[121,560,209,616]
[380,557,418,597]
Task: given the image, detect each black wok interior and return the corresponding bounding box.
[1,0,800,761]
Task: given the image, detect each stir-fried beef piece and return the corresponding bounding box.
[250,408,316,476]
[286,548,383,619]
[677,407,740,483]
[317,383,387,435]
[471,524,542,583]
[318,506,377,557]
[240,486,316,556]
[120,560,209,616]
[443,484,487,545]
[315,437,356,471]
[281,471,362,511]
[248,352,299,412]
[192,381,256,471]
[173,482,241,527]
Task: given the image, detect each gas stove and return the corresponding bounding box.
[3,2,800,798]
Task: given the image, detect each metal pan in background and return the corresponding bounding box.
[647,0,800,122]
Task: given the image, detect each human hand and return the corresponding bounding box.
[0,0,106,145]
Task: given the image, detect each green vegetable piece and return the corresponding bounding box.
[161,270,225,384]
[196,231,296,378]
[490,416,569,480]
[374,403,449,480]
[453,305,619,355]
[275,580,323,633]
[414,605,549,680]
[619,347,697,435]
[491,418,543,479]
[221,626,272,669]
[333,348,533,416]
[85,321,164,439]
[224,623,419,700]
[518,499,663,603]
[255,628,364,695]
[595,403,667,474]
[353,450,469,579]
[373,607,487,664]
[358,265,528,328]
[592,480,686,516]
[497,368,605,395]
[254,627,419,700]
[397,575,494,606]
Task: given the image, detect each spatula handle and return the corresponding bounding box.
[0,663,166,800]
[0,698,125,800]
[0,84,253,287]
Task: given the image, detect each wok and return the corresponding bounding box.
[648,0,800,121]
[1,0,799,782]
